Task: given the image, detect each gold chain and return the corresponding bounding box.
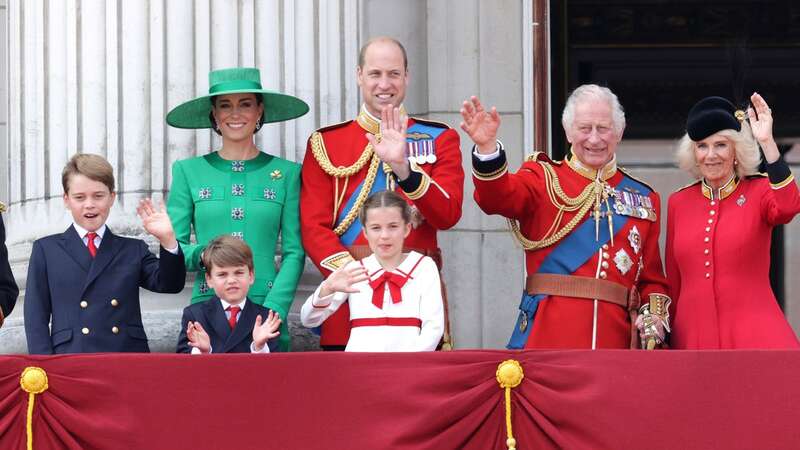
[333,154,380,236]
[310,131,374,178]
[507,161,603,250]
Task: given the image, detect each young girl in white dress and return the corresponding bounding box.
[300,191,444,351]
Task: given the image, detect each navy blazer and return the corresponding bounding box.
[24,225,186,354]
[176,297,279,354]
[0,215,19,327]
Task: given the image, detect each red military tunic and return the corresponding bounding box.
[301,106,464,346]
[666,160,800,349]
[472,148,669,349]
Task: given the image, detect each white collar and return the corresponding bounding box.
[220,297,247,312]
[363,251,423,277]
[73,223,107,240]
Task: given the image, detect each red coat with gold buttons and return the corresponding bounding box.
[666,165,800,349]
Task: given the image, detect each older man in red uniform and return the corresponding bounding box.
[301,37,464,350]
[460,85,670,349]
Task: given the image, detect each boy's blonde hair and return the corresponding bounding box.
[61,153,115,193]
[202,235,254,273]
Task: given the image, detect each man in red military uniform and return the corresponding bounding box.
[301,37,464,350]
[460,86,670,349]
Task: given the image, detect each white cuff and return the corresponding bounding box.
[250,341,271,354]
[472,141,503,161]
[164,243,180,254]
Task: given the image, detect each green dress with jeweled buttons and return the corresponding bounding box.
[167,151,304,351]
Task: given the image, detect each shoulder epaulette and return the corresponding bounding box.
[524,151,559,164]
[315,119,354,134]
[673,179,701,193]
[411,117,451,129]
[618,166,658,192]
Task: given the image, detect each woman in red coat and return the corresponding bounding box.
[666,93,800,349]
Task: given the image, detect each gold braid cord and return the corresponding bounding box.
[507,161,605,250]
[311,131,382,236]
[332,154,380,236]
[496,360,524,450]
[310,131,373,177]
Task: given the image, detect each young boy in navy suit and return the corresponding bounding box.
[24,154,186,354]
[176,235,281,354]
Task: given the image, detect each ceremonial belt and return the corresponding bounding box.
[347,245,443,270]
[350,317,422,328]
[526,274,628,307]
[526,273,642,348]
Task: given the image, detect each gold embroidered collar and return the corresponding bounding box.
[356,104,407,135]
[701,175,739,200]
[566,150,617,181]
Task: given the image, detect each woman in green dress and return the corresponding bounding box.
[166,67,308,351]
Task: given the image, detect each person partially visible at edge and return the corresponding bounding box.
[300,191,444,352]
[0,203,19,329]
[461,84,671,349]
[300,37,463,350]
[667,93,800,349]
[166,67,307,351]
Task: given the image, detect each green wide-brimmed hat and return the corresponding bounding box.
[166,67,309,129]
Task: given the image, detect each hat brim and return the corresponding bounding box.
[166,89,309,129]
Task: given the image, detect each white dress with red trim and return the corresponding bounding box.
[300,251,444,352]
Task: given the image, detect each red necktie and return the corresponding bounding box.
[227,306,241,330]
[368,272,408,309]
[86,232,98,258]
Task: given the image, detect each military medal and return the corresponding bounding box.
[426,141,437,163]
[406,141,418,164]
[519,311,528,332]
[628,226,642,254]
[614,248,633,275]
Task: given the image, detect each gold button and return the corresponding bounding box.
[111,299,119,307]
[602,244,609,250]
[705,227,711,232]
[704,237,710,243]
[705,261,711,267]
[704,249,709,255]
[80,301,88,308]
[112,326,119,334]
[599,271,607,279]
[602,252,610,259]
[81,327,90,335]
[710,210,716,215]
[601,261,609,269]
[708,219,713,224]
[710,201,716,206]
[705,273,711,278]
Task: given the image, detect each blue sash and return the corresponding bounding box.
[507,175,651,349]
[335,122,445,244]
[336,164,388,245]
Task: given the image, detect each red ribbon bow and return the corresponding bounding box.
[368,271,408,309]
